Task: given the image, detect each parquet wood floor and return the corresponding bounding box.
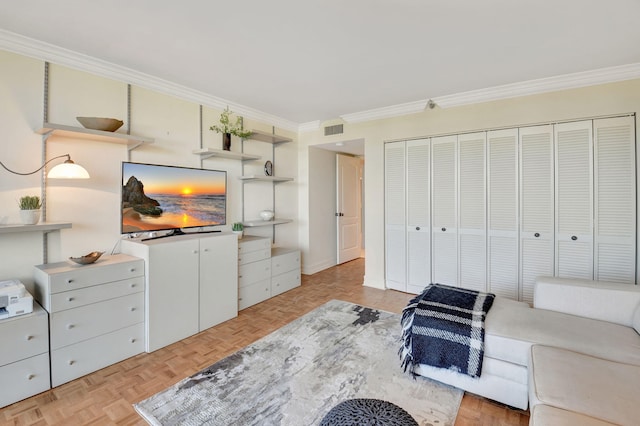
[0,258,529,425]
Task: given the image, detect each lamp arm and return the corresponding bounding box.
[0,154,71,176]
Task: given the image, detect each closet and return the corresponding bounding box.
[384,115,636,302]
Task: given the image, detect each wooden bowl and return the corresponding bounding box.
[76,117,124,132]
[69,251,105,265]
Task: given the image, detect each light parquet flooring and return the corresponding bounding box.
[1,258,529,426]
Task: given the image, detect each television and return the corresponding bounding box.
[121,162,226,236]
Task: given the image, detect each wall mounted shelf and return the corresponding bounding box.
[241,218,293,228]
[238,175,293,182]
[36,123,154,151]
[193,148,261,161]
[248,130,292,145]
[0,222,72,234]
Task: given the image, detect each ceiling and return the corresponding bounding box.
[0,0,639,127]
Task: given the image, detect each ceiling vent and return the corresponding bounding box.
[324,124,344,136]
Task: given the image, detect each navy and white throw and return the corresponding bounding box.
[400,284,495,378]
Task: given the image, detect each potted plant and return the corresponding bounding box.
[209,107,252,151]
[232,222,244,239]
[18,195,42,225]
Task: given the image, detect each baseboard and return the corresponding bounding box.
[302,259,336,275]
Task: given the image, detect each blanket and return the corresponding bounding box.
[400,284,495,378]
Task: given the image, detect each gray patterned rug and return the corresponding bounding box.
[134,300,462,425]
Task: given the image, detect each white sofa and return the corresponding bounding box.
[413,276,640,420]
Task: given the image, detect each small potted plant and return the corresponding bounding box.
[18,195,42,225]
[232,222,244,239]
[210,107,252,151]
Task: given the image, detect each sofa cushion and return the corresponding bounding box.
[531,405,617,426]
[529,345,640,426]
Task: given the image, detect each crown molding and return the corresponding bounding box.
[432,63,640,109]
[340,99,428,123]
[0,29,299,132]
[298,120,321,133]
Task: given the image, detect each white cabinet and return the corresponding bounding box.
[384,141,406,291]
[0,303,50,408]
[121,233,238,353]
[271,248,301,297]
[33,254,145,387]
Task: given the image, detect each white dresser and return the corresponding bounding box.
[33,254,145,387]
[0,302,50,408]
[271,247,301,297]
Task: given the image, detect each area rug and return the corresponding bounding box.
[134,299,463,426]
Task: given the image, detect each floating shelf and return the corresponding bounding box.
[193,148,261,161]
[248,130,292,144]
[239,175,293,182]
[242,218,293,227]
[36,123,154,151]
[0,222,72,234]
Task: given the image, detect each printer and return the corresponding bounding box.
[0,279,33,320]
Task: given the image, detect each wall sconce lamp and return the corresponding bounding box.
[0,154,90,179]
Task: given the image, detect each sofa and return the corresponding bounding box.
[412,276,640,424]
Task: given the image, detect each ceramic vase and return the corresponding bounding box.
[20,209,41,225]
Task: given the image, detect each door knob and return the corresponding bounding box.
[534,233,540,238]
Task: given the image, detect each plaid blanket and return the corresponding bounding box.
[400,284,495,378]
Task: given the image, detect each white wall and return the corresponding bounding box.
[299,79,640,289]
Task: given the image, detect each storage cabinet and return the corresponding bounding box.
[0,302,50,408]
[33,254,144,387]
[121,232,238,353]
[271,248,301,297]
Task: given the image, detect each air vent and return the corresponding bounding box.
[324,124,344,136]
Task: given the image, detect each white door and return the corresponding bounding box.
[385,142,406,291]
[487,128,519,299]
[457,132,487,292]
[594,116,636,283]
[337,154,362,264]
[519,125,555,304]
[555,120,594,279]
[431,135,458,286]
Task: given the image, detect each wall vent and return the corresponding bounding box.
[324,124,344,136]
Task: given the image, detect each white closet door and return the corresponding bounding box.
[431,135,458,286]
[406,139,431,294]
[519,125,555,304]
[458,132,486,292]
[385,142,406,291]
[594,116,636,283]
[487,129,519,299]
[555,121,593,279]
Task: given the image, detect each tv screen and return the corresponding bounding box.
[121,162,226,234]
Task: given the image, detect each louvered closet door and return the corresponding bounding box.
[555,121,593,279]
[385,142,406,291]
[458,132,486,292]
[594,116,636,283]
[406,139,431,294]
[431,135,458,287]
[487,129,519,299]
[519,125,554,304]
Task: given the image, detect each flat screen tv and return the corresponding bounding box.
[121,162,226,235]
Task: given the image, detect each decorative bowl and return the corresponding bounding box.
[76,117,124,132]
[69,251,105,265]
[259,210,275,221]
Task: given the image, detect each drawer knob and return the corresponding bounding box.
[130,338,136,343]
[239,275,243,278]
[130,268,136,272]
[68,297,75,302]
[67,324,75,330]
[26,335,34,341]
[67,279,74,284]
[571,235,578,241]
[130,307,136,312]
[130,283,137,288]
[534,233,540,238]
[28,374,35,380]
[239,297,243,301]
[68,360,75,366]
[204,248,209,252]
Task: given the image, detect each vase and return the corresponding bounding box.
[232,230,243,240]
[20,209,41,225]
[223,133,231,151]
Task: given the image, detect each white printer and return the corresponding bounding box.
[0,279,33,320]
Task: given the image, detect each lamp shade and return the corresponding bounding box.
[47,160,90,179]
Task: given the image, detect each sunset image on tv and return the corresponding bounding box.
[121,162,226,233]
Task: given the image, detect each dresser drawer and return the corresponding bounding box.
[44,258,144,294]
[51,323,144,387]
[239,259,271,288]
[238,249,271,265]
[238,279,271,310]
[271,269,301,297]
[0,353,50,408]
[50,292,144,350]
[49,276,144,313]
[0,305,48,366]
[238,237,271,254]
[271,250,300,276]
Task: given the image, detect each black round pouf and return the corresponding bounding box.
[320,398,418,426]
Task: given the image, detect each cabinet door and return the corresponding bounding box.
[199,234,238,331]
[458,132,486,292]
[555,121,593,279]
[431,135,458,286]
[147,239,199,352]
[594,116,636,283]
[385,141,406,291]
[487,129,519,299]
[519,125,554,304]
[406,139,431,294]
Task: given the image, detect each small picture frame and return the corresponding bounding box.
[264,160,273,176]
